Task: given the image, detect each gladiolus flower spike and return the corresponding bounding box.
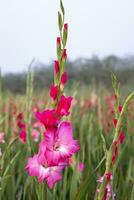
[25,0,80,189]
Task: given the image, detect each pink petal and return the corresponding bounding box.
[25,155,40,177]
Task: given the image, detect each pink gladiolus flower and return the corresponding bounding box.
[50,85,59,101]
[43,121,80,165]
[61,72,68,86]
[25,152,66,189]
[19,130,26,144]
[77,162,84,172]
[0,132,5,143]
[57,95,72,117]
[31,129,40,142]
[54,60,60,75]
[36,109,58,129]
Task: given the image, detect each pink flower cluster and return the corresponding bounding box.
[26,98,79,188]
[26,120,79,188]
[26,22,80,188]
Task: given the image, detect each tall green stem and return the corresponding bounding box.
[26,61,34,154]
[97,92,134,200]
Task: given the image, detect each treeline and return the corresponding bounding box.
[2,55,134,93]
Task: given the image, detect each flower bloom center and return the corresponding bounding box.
[53,141,60,151]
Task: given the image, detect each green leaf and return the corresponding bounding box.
[99,130,107,156]
[70,167,78,200]
[0,175,11,183]
[1,137,19,166]
[62,168,68,200]
[7,137,19,150]
[73,175,94,200]
[0,115,7,125]
[3,151,21,176]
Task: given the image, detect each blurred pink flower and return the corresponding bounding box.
[0,132,5,143]
[77,162,84,172]
[31,129,40,142]
[19,130,26,144]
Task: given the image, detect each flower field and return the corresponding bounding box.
[0,76,134,199]
[0,0,134,199]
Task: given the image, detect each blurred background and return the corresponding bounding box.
[0,0,134,93]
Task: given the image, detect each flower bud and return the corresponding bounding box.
[61,71,68,86]
[118,105,123,113]
[64,23,68,30]
[113,118,117,128]
[50,85,59,101]
[62,49,67,60]
[57,37,61,48]
[54,60,60,75]
[63,24,68,47]
[118,131,125,144]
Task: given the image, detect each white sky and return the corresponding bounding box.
[0,0,134,73]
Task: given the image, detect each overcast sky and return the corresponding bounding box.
[0,0,134,73]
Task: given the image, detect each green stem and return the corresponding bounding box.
[26,61,34,154]
[41,183,47,200]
